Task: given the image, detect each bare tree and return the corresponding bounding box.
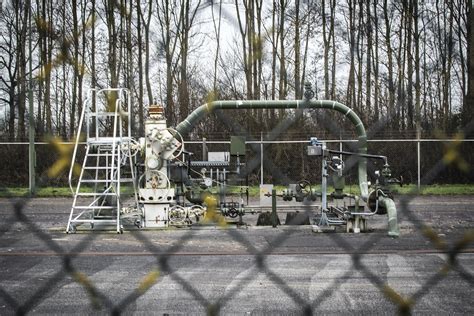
[322,0,335,100]
[464,0,474,125]
[211,0,223,93]
[383,0,395,123]
[235,0,253,99]
[156,0,181,125]
[346,0,356,109]
[176,0,201,121]
[138,0,153,105]
[0,3,20,140]
[278,0,288,100]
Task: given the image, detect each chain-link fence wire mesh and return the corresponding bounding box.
[1,0,473,314]
[1,105,473,314]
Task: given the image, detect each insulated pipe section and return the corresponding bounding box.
[378,196,400,237]
[176,99,369,200]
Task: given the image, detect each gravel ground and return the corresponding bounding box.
[0,195,472,315]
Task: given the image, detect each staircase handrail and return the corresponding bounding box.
[68,89,94,194]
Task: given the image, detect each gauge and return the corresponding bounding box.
[146,154,161,170]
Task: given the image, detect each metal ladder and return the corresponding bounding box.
[66,88,139,233]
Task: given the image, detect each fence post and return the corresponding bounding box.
[28,2,35,196]
[417,139,421,190]
[260,132,263,185]
[202,137,207,161]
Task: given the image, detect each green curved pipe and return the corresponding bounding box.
[378,196,400,237]
[175,99,369,200]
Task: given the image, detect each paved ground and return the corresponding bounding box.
[0,196,473,314]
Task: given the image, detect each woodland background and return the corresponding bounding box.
[0,0,473,185]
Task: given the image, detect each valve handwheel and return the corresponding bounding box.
[297,180,312,195]
[138,170,171,201]
[227,207,239,218]
[121,138,140,158]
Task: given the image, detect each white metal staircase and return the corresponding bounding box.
[66,88,139,233]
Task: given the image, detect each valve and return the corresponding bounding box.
[328,156,344,172]
[282,188,293,201]
[221,202,244,218]
[227,207,239,218]
[295,180,311,202]
[388,175,404,187]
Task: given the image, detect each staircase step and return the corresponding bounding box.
[86,153,114,157]
[73,206,116,209]
[70,219,118,224]
[80,179,119,183]
[88,137,132,145]
[76,192,118,196]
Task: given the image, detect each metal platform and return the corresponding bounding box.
[66,88,139,234]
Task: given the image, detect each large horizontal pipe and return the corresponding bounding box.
[175,99,369,200]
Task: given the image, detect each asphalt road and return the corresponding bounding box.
[0,196,473,315]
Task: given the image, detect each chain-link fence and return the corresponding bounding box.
[1,0,473,314]
[1,136,474,188]
[1,106,473,315]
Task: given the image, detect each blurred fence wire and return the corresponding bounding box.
[0,109,473,315]
[0,0,473,314]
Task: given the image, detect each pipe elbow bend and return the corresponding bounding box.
[378,196,400,237]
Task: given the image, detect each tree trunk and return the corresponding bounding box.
[464,0,474,125]
[16,2,28,139]
[322,0,329,99]
[346,0,356,109]
[143,1,153,105]
[330,0,336,99]
[406,0,414,130]
[372,0,379,121]
[383,0,395,123]
[137,1,144,134]
[365,0,372,121]
[414,0,421,134]
[278,0,288,100]
[294,0,301,99]
[211,0,223,92]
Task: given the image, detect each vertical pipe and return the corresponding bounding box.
[28,0,35,195]
[339,137,343,177]
[321,143,327,211]
[95,91,99,139]
[260,132,263,185]
[271,189,277,228]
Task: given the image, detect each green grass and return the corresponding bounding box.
[1,184,474,198]
[0,187,76,197]
[390,183,474,195]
